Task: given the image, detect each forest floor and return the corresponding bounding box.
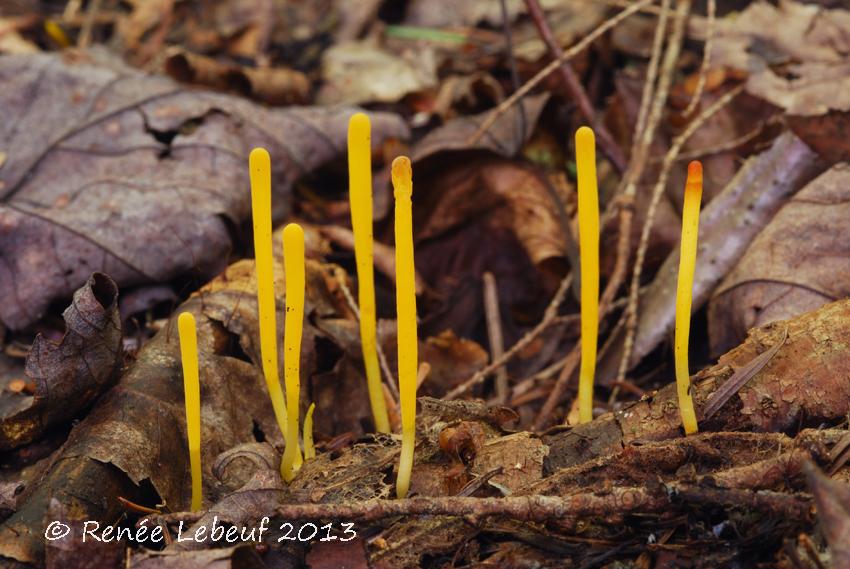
[0,0,849,568]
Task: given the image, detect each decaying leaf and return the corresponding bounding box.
[411,93,549,165]
[0,51,408,331]
[317,42,438,105]
[164,48,310,105]
[709,164,850,354]
[697,1,850,161]
[0,273,121,450]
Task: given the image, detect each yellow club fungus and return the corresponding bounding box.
[575,126,599,424]
[674,161,703,435]
[392,156,418,499]
[281,223,305,482]
[249,148,290,447]
[303,402,316,460]
[177,312,202,511]
[348,113,391,434]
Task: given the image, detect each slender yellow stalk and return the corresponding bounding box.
[249,148,289,441]
[348,113,391,434]
[392,156,418,499]
[281,223,305,482]
[177,312,202,511]
[575,126,599,424]
[303,402,316,460]
[674,161,702,435]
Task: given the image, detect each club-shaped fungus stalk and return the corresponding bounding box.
[249,148,290,445]
[281,223,305,482]
[392,156,417,499]
[177,312,202,511]
[303,402,316,460]
[348,113,391,434]
[575,126,599,424]
[674,161,703,435]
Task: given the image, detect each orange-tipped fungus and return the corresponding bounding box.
[177,312,202,511]
[674,161,703,435]
[348,113,391,434]
[392,156,417,499]
[281,223,305,482]
[249,148,290,446]
[303,402,316,460]
[575,126,599,424]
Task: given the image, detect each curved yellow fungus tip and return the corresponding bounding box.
[303,402,316,460]
[281,223,305,482]
[575,126,599,424]
[674,160,703,435]
[177,312,202,511]
[348,113,391,434]
[249,148,290,447]
[392,156,417,499]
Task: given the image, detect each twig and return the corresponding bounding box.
[614,85,744,394]
[273,490,667,521]
[523,0,625,172]
[482,272,509,405]
[673,121,769,163]
[445,274,572,400]
[77,0,102,48]
[157,482,810,525]
[499,0,527,143]
[469,0,654,146]
[334,268,400,402]
[682,0,716,118]
[532,343,581,429]
[631,0,671,157]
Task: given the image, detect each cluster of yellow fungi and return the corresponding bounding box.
[176,118,704,510]
[575,127,703,434]
[176,113,419,504]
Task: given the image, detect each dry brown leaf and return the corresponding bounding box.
[410,155,567,341]
[317,41,439,106]
[0,51,407,331]
[697,1,850,161]
[412,93,548,164]
[708,164,850,354]
[0,274,121,451]
[164,48,309,105]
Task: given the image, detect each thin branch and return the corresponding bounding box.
[524,0,626,172]
[482,272,509,405]
[682,0,716,118]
